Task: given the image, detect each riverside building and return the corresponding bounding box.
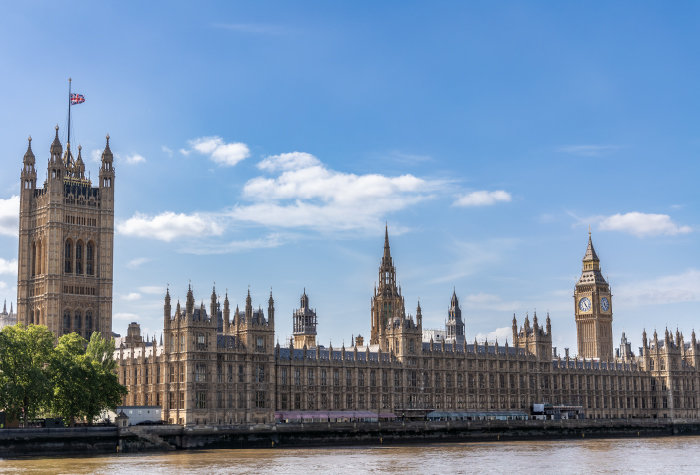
[116,229,700,425]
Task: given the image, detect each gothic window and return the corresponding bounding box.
[196,391,206,409]
[64,239,73,274]
[31,242,36,276]
[37,241,42,275]
[86,242,94,275]
[74,311,82,336]
[255,391,266,408]
[76,241,83,275]
[195,364,206,382]
[85,311,93,335]
[63,310,71,334]
[256,364,265,383]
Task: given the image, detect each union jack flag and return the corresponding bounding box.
[70,93,85,105]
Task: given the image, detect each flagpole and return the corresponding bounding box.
[67,78,72,147]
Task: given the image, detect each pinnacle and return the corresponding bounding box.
[583,232,599,261]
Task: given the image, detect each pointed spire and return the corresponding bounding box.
[50,125,62,157]
[2,300,5,314]
[24,136,35,164]
[583,230,599,262]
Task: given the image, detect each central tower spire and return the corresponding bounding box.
[370,225,405,347]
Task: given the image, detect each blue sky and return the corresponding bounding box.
[1,1,699,354]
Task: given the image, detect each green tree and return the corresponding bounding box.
[83,332,126,424]
[49,333,88,425]
[49,332,127,425]
[0,324,54,426]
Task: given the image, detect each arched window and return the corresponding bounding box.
[64,239,73,274]
[63,310,71,334]
[32,242,36,276]
[85,311,93,336]
[37,241,42,275]
[86,242,95,276]
[74,311,82,336]
[76,241,83,275]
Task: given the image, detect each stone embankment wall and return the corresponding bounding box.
[2,420,700,456]
[0,427,117,457]
[121,419,700,451]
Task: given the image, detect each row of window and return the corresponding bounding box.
[64,239,96,275]
[62,310,96,336]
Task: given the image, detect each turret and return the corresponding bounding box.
[546,312,551,334]
[21,136,36,192]
[164,287,171,327]
[210,285,217,322]
[186,284,194,317]
[268,290,275,327]
[74,145,86,179]
[47,126,65,193]
[512,314,518,346]
[416,300,422,328]
[223,292,230,327]
[99,134,115,190]
[245,289,253,321]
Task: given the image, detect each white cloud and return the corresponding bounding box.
[430,238,518,284]
[122,292,141,301]
[185,136,250,167]
[139,285,166,295]
[91,149,144,165]
[230,152,440,231]
[181,233,284,255]
[126,257,150,269]
[616,269,700,307]
[557,145,621,156]
[114,312,141,322]
[599,212,691,237]
[117,211,224,241]
[0,258,17,275]
[474,326,512,344]
[0,196,19,237]
[453,190,511,207]
[257,152,320,172]
[161,146,173,157]
[123,153,146,165]
[90,149,102,164]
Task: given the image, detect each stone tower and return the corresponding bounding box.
[292,289,317,349]
[370,225,406,349]
[446,289,466,346]
[16,128,114,339]
[574,232,613,359]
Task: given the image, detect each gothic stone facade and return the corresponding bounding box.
[16,128,115,339]
[116,232,700,425]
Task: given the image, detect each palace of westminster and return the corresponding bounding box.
[12,127,700,426]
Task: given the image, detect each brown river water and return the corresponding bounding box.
[1,436,699,474]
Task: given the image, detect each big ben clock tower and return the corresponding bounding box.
[574,231,613,360]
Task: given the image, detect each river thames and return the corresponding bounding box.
[1,436,699,474]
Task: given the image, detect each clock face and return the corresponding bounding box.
[601,297,610,311]
[578,297,592,312]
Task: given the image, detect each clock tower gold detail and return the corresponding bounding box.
[574,231,613,359]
